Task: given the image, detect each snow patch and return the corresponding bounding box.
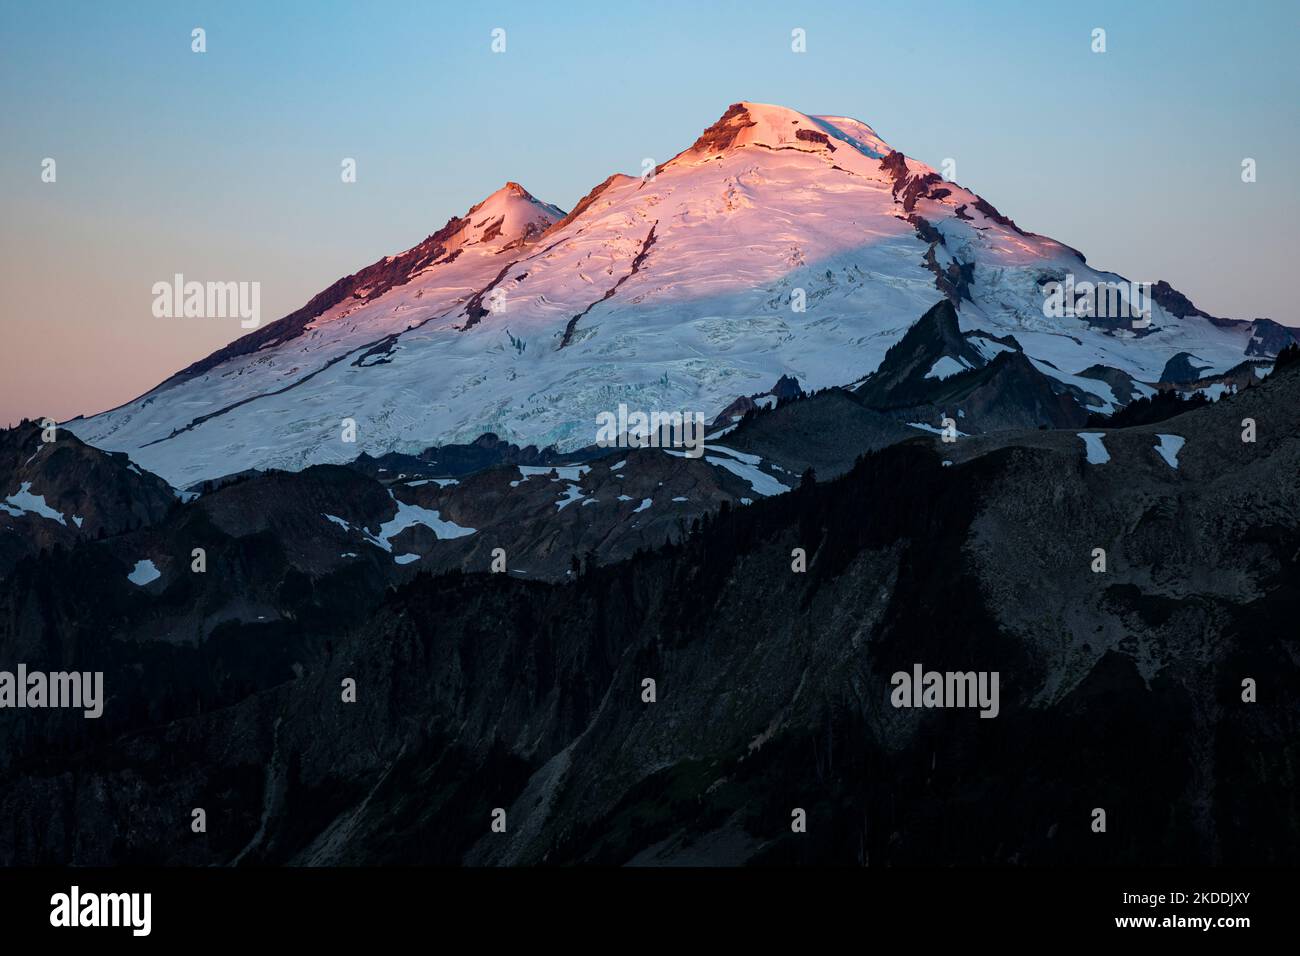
[128,559,161,586]
[555,483,585,510]
[907,421,968,437]
[2,482,66,525]
[1153,434,1185,469]
[365,493,476,551]
[1077,432,1110,465]
[924,356,970,380]
[969,337,1016,361]
[702,444,763,465]
[1029,358,1118,412]
[704,455,790,496]
[1195,383,1233,401]
[519,465,590,481]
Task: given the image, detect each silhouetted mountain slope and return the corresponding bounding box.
[2,363,1296,865]
[0,421,178,577]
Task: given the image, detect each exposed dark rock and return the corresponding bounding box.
[971,197,1029,237]
[945,350,1091,430]
[1150,281,1297,354]
[350,433,592,481]
[770,374,803,402]
[351,333,400,367]
[1159,352,1214,385]
[479,216,504,243]
[795,128,835,150]
[1148,278,1234,326]
[879,149,908,185]
[966,329,1022,353]
[715,388,918,480]
[559,223,658,347]
[855,299,987,408]
[460,260,520,331]
[909,214,943,245]
[688,103,758,155]
[0,422,177,577]
[919,237,975,304]
[1245,318,1300,357]
[710,375,805,427]
[1085,390,1209,429]
[1078,365,1142,405]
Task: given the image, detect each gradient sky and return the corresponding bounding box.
[2,0,1297,426]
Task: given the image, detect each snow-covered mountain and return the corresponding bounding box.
[66,102,1291,488]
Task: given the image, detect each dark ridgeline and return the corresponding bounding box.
[0,355,1296,866]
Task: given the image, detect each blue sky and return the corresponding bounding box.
[1,0,1297,422]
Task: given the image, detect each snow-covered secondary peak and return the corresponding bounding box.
[91,182,566,393]
[455,181,565,250]
[67,102,1289,488]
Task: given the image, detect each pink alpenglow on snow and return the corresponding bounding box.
[66,103,1290,489]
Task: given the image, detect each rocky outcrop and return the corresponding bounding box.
[1078,364,1144,405]
[687,102,758,155]
[1150,279,1219,322]
[350,433,589,480]
[0,422,177,577]
[710,375,805,427]
[855,299,987,408]
[795,128,835,150]
[1245,318,1300,357]
[1159,352,1215,385]
[1150,281,1298,357]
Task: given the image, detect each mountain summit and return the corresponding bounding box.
[66,102,1293,487]
[677,101,893,161]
